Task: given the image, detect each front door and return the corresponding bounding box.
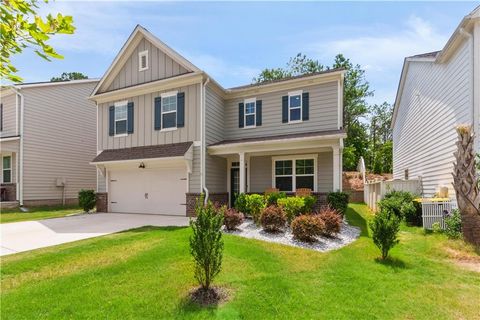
[230,167,239,206]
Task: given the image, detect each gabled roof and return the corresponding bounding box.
[90,25,200,97]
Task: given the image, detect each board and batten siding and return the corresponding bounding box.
[22,82,97,201]
[224,82,339,140]
[0,93,18,137]
[393,39,472,197]
[104,38,189,93]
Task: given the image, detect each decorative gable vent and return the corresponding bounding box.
[139,50,148,71]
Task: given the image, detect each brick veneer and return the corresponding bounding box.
[0,183,16,201]
[95,192,108,213]
[185,192,229,217]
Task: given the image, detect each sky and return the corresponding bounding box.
[11,1,477,105]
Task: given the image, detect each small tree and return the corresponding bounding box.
[189,198,224,292]
[370,209,400,260]
[51,72,88,82]
[78,189,95,213]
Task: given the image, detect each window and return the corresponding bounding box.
[273,156,316,192]
[3,156,11,183]
[161,92,177,130]
[114,101,128,136]
[244,98,256,128]
[288,91,302,122]
[139,50,148,71]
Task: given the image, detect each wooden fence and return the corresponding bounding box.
[364,179,422,211]
[421,200,458,230]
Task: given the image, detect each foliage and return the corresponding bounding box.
[369,209,400,260]
[291,215,325,242]
[189,198,224,290]
[245,194,265,224]
[302,195,316,213]
[78,189,95,213]
[342,145,358,171]
[51,72,88,82]
[326,192,349,215]
[368,103,394,174]
[1,0,76,82]
[378,197,404,220]
[444,209,462,239]
[384,190,415,202]
[234,193,248,214]
[381,191,418,223]
[431,222,442,233]
[260,205,287,232]
[317,206,342,237]
[222,207,244,231]
[265,191,287,206]
[277,197,305,222]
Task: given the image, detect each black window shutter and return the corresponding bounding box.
[256,100,262,126]
[127,102,134,134]
[109,106,114,136]
[0,103,3,132]
[302,92,309,121]
[282,96,288,123]
[238,103,244,128]
[154,97,162,130]
[177,92,185,128]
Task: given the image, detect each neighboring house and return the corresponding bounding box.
[0,79,98,207]
[392,6,480,198]
[91,25,346,216]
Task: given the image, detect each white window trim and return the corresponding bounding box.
[114,100,128,137]
[271,154,317,192]
[139,50,148,71]
[160,91,178,131]
[288,90,303,124]
[2,155,12,183]
[243,97,256,129]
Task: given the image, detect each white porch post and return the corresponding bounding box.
[333,146,341,191]
[239,152,246,193]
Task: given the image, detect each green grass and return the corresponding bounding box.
[0,205,82,223]
[1,203,479,319]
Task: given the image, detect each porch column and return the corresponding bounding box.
[333,146,341,191]
[239,152,246,193]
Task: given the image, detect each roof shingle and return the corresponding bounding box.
[92,142,193,163]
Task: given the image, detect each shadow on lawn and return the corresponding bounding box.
[375,256,409,270]
[345,204,369,237]
[118,225,189,233]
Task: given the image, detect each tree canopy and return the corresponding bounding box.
[51,72,88,82]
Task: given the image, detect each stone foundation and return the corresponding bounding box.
[96,192,108,213]
[0,183,16,201]
[185,192,229,217]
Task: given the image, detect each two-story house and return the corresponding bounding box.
[0,79,98,208]
[91,25,346,216]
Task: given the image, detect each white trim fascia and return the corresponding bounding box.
[271,154,318,192]
[0,136,20,142]
[91,155,186,166]
[15,79,99,89]
[160,90,178,98]
[138,50,149,72]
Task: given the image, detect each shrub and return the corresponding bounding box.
[327,192,349,215]
[277,197,305,222]
[378,197,404,219]
[302,195,316,213]
[291,215,325,242]
[380,191,419,222]
[260,205,287,232]
[190,198,224,290]
[78,189,96,213]
[246,194,265,224]
[431,222,442,233]
[223,207,244,231]
[317,206,342,237]
[265,191,287,206]
[234,193,248,214]
[445,209,462,239]
[369,209,400,260]
[384,190,415,202]
[408,200,423,226]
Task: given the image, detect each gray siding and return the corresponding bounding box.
[1,93,18,137]
[224,82,339,140]
[393,39,472,197]
[105,38,189,93]
[189,146,201,193]
[97,170,106,193]
[22,82,98,201]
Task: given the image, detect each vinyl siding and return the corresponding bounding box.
[1,93,18,137]
[393,39,473,197]
[224,81,339,140]
[22,82,98,201]
[189,146,201,193]
[105,38,189,93]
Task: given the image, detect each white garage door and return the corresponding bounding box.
[109,165,187,215]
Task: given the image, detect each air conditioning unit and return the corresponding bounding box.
[55,177,67,187]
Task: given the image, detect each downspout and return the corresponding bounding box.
[11,87,24,206]
[459,28,476,138]
[201,76,210,204]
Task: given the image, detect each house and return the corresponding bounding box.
[0,79,98,208]
[392,6,480,198]
[90,25,346,216]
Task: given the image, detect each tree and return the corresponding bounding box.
[370,208,400,260]
[368,102,394,173]
[51,72,88,82]
[452,125,480,246]
[1,0,75,83]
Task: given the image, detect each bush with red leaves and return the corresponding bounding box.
[316,206,342,237]
[223,208,244,231]
[260,205,287,232]
[291,215,325,242]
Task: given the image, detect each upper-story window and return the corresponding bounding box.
[139,50,148,71]
[244,98,256,128]
[288,91,302,122]
[2,156,11,183]
[114,101,128,136]
[161,92,177,130]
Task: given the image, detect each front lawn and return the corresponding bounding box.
[1,203,479,319]
[0,205,82,224]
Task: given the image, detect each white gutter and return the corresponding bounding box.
[200,77,210,204]
[10,87,24,206]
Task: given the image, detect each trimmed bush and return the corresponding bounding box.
[445,209,462,239]
[291,215,325,242]
[408,200,423,226]
[260,205,287,232]
[278,197,305,222]
[327,192,349,215]
[78,189,96,213]
[190,198,224,290]
[384,190,415,202]
[223,207,244,231]
[246,194,266,224]
[265,191,287,206]
[303,195,316,213]
[317,206,342,237]
[378,197,403,219]
[234,193,248,214]
[380,191,419,223]
[369,209,400,260]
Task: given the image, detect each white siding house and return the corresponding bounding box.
[392,6,480,197]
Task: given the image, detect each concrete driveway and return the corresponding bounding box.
[0,213,190,256]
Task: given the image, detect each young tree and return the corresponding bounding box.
[370,208,400,260]
[51,72,88,82]
[1,0,75,82]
